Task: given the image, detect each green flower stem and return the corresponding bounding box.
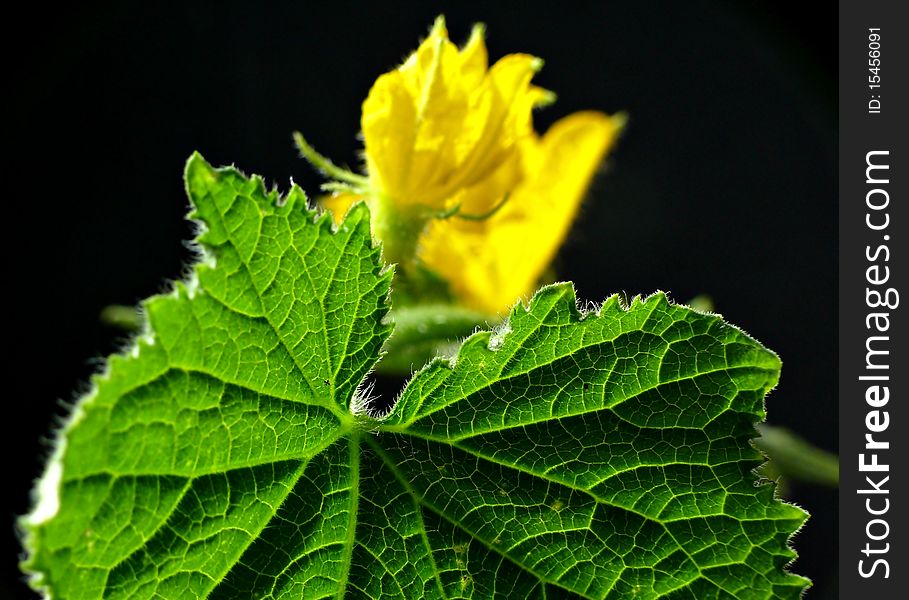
[754,423,840,487]
[100,304,143,331]
[378,304,489,374]
[385,304,489,346]
[293,132,367,186]
[370,198,429,269]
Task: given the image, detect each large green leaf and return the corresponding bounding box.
[22,155,809,599]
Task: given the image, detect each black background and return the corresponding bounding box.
[6,1,835,597]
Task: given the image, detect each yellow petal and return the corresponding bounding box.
[458,23,488,88]
[419,111,623,314]
[320,192,363,225]
[361,70,418,203]
[360,18,543,213]
[447,149,523,216]
[442,54,541,209]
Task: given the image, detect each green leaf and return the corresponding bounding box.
[22,155,809,599]
[377,289,809,598]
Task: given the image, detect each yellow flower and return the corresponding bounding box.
[418,111,621,314]
[362,16,549,214]
[320,18,623,315]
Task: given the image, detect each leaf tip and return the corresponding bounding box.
[281,182,308,209]
[23,459,63,528]
[514,281,579,317]
[184,151,217,189]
